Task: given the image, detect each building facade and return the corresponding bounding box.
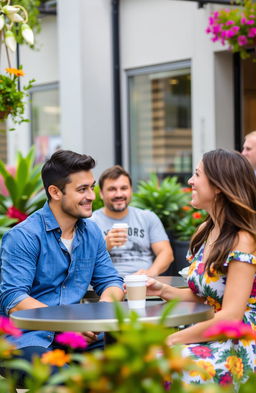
[7,0,256,183]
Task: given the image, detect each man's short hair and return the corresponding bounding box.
[98,165,132,189]
[42,150,95,200]
[245,131,256,139]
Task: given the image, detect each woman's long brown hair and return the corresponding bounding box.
[190,149,256,274]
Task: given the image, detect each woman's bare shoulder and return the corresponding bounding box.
[233,230,256,254]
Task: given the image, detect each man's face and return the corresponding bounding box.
[59,170,96,219]
[242,135,256,170]
[100,175,132,213]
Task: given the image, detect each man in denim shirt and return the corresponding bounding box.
[0,150,124,380]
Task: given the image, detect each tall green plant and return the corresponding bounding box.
[0,146,46,217]
[132,174,190,232]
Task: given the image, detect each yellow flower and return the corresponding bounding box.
[189,360,216,381]
[188,262,196,275]
[225,356,243,379]
[206,296,222,312]
[5,68,25,77]
[41,349,70,367]
[204,268,220,284]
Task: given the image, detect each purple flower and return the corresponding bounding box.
[55,331,88,349]
[238,35,248,46]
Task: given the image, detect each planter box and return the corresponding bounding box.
[162,233,190,276]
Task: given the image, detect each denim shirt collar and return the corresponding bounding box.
[41,202,86,233]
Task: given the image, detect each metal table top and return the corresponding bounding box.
[11,301,213,332]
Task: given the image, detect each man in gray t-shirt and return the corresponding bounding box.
[91,166,173,277]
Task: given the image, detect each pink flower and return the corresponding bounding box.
[203,321,256,340]
[7,206,28,223]
[248,27,256,38]
[0,316,22,337]
[246,19,254,25]
[55,331,88,349]
[191,345,213,358]
[231,26,240,33]
[241,17,247,24]
[226,29,236,38]
[238,35,248,46]
[197,263,205,274]
[226,20,235,26]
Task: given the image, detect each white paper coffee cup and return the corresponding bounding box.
[124,274,148,309]
[112,223,128,232]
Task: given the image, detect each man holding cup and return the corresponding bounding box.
[91,165,173,277]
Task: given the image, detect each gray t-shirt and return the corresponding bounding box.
[91,206,169,276]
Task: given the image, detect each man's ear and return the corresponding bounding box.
[48,185,63,201]
[99,189,104,200]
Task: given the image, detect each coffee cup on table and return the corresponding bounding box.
[124,274,148,309]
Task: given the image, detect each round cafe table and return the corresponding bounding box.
[11,301,213,333]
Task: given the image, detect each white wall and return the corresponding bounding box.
[58,0,114,180]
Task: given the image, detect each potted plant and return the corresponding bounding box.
[206,0,256,59]
[0,146,46,239]
[0,0,38,129]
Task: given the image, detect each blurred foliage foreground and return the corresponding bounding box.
[0,301,255,392]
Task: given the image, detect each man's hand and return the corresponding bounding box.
[81,331,100,344]
[105,228,128,250]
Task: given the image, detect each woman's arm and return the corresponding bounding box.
[146,278,205,303]
[167,260,256,345]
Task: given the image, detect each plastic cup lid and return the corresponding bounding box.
[112,223,128,228]
[124,274,148,282]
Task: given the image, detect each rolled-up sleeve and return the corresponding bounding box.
[0,228,39,315]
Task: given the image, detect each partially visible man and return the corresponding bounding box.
[0,150,123,375]
[91,166,173,277]
[242,131,256,172]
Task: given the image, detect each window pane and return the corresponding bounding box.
[31,85,61,163]
[128,66,192,185]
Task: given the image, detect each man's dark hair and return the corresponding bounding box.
[41,150,96,200]
[98,165,132,190]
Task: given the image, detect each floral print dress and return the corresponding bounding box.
[180,244,256,385]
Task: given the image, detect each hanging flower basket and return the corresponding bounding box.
[206,0,256,59]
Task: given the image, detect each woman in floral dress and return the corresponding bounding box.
[147,148,256,385]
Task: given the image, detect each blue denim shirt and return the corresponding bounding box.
[0,203,123,348]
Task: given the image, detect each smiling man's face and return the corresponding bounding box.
[100,175,132,214]
[59,170,96,219]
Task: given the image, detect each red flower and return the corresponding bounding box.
[192,212,202,220]
[0,316,22,337]
[182,187,192,193]
[251,279,256,297]
[191,345,213,358]
[7,206,28,223]
[188,280,199,294]
[219,372,233,385]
